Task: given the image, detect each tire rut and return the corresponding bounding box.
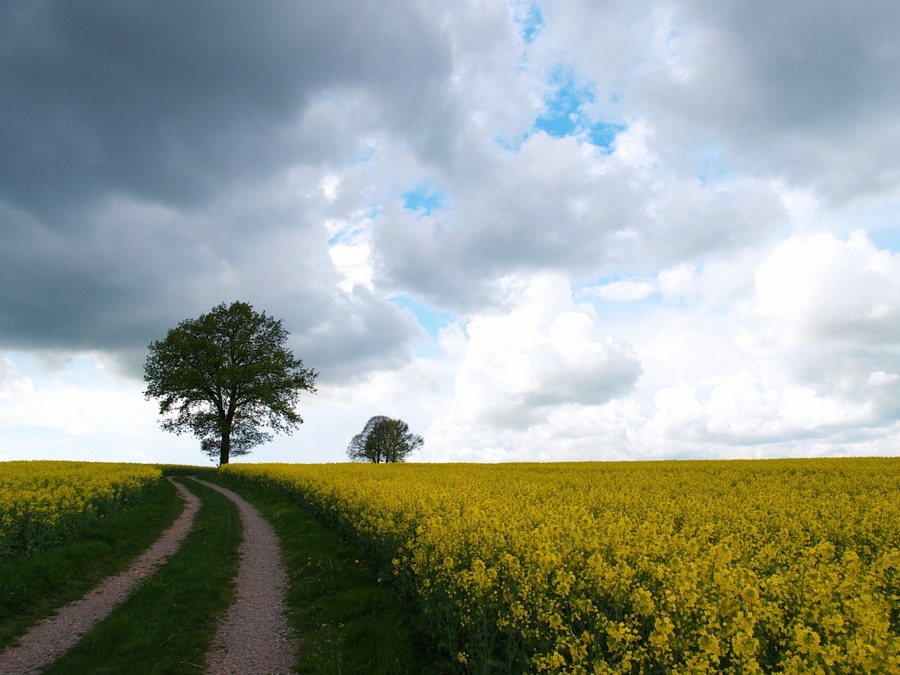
[192,478,294,675]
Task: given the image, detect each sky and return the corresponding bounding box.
[2,0,900,465]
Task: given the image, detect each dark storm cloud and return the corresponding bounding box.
[1,185,427,381]
[0,0,451,215]
[0,196,214,352]
[0,0,451,375]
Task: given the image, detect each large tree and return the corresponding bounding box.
[347,416,423,463]
[144,301,317,465]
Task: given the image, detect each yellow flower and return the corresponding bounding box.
[222,458,900,673]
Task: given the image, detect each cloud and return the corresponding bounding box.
[0,0,454,381]
[294,284,424,384]
[751,231,900,423]
[0,0,454,213]
[630,231,900,453]
[644,1,900,198]
[657,264,699,301]
[2,1,899,463]
[756,230,900,343]
[422,275,641,458]
[328,240,373,292]
[1,155,426,383]
[643,372,873,448]
[0,353,159,446]
[374,127,787,311]
[534,1,900,200]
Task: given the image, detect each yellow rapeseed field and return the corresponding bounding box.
[223,458,899,673]
[0,461,161,557]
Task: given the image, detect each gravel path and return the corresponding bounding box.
[0,478,201,674]
[193,478,295,675]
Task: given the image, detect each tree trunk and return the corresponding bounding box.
[220,428,231,465]
[220,403,235,466]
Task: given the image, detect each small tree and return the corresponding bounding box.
[144,301,317,465]
[347,416,423,463]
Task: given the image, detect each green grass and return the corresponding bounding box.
[212,472,447,675]
[43,478,242,675]
[0,477,183,651]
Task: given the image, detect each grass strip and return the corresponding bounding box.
[0,478,182,651]
[212,472,446,675]
[42,478,241,675]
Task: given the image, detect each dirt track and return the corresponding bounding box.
[0,478,201,674]
[194,478,295,674]
[0,477,295,675]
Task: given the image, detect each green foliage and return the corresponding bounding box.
[143,301,317,464]
[347,416,424,463]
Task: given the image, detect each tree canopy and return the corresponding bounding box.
[347,416,423,463]
[143,301,317,465]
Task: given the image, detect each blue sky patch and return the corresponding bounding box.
[403,181,446,216]
[327,228,364,247]
[588,121,627,152]
[533,66,625,151]
[514,2,544,44]
[870,225,900,252]
[494,133,525,152]
[535,67,593,138]
[349,142,377,165]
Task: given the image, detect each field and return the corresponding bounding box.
[222,458,900,673]
[0,462,432,673]
[2,458,897,673]
[0,461,162,559]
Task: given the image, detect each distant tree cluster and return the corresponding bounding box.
[348,416,423,463]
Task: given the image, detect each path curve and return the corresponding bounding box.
[0,478,201,674]
[192,478,294,675]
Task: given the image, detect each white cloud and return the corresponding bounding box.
[621,231,900,456]
[868,370,900,386]
[459,275,640,424]
[642,371,873,448]
[0,353,201,463]
[0,355,15,386]
[657,263,698,301]
[422,274,641,458]
[756,230,900,343]
[329,241,372,292]
[319,173,341,202]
